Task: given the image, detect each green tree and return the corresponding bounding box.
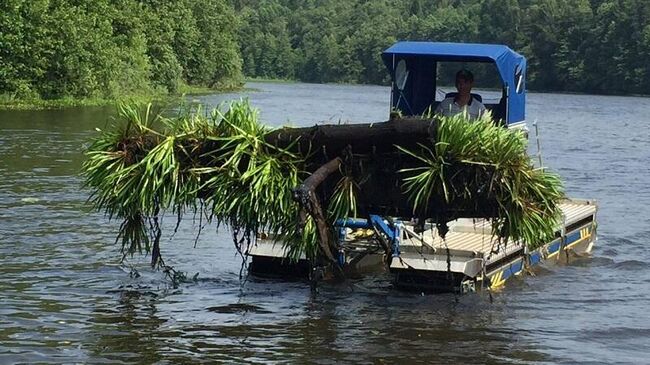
[239,0,297,79]
[583,0,650,93]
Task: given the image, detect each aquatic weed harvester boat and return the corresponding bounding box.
[83,42,597,294]
[249,42,597,292]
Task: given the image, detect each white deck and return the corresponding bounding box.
[392,199,597,275]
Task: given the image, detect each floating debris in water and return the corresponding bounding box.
[206,303,271,314]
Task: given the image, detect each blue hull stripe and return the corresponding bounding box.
[547,226,590,256]
[489,223,594,289]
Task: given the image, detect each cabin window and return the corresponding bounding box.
[395,59,408,91]
[515,65,524,94]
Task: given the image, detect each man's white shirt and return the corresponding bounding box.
[435,97,486,120]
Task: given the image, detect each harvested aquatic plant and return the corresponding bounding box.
[83,100,564,268]
[398,112,564,246]
[84,100,317,265]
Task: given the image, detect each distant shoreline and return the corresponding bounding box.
[3,78,647,111]
[0,84,245,111]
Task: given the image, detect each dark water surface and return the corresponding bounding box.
[1,82,649,364]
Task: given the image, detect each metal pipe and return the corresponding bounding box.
[533,119,543,167]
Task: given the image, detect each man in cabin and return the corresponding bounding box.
[435,69,486,120]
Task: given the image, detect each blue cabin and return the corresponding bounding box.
[382,41,527,127]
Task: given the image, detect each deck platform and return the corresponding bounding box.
[247,199,597,293]
[390,200,597,292]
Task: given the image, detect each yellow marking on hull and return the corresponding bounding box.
[490,270,505,289]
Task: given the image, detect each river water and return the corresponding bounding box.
[0,82,649,364]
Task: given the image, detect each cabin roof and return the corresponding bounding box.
[382,41,524,64]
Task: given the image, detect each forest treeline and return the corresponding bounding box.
[1,0,649,102]
[237,0,650,94]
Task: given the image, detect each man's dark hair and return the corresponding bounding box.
[456,69,474,82]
